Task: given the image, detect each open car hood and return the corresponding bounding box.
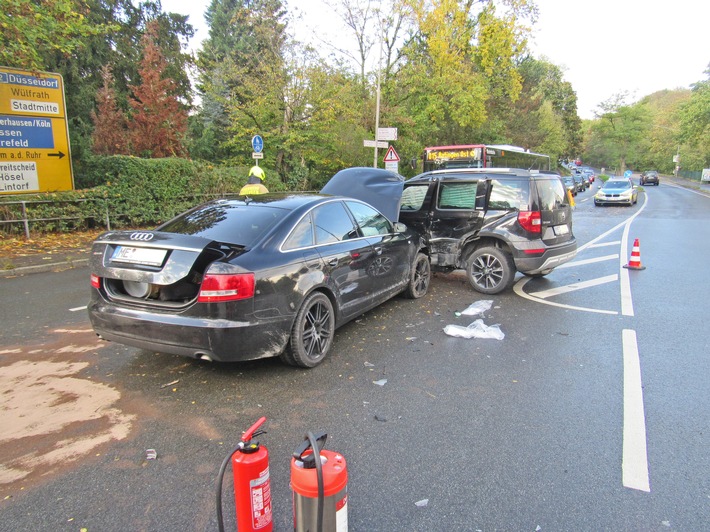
[321,167,404,222]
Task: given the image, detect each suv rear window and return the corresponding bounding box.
[488,178,529,210]
[535,178,567,210]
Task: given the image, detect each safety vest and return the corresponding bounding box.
[239,183,269,195]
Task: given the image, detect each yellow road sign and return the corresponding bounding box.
[0,66,74,194]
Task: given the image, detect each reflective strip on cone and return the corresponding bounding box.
[624,238,646,270]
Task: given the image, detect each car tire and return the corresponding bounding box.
[466,246,515,294]
[403,252,431,299]
[284,292,335,368]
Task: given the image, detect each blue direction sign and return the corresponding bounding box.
[252,135,264,153]
[624,170,632,178]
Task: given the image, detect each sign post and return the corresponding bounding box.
[0,66,73,194]
[365,127,397,168]
[252,135,264,160]
[383,145,400,173]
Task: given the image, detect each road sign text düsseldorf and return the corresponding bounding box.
[0,67,73,194]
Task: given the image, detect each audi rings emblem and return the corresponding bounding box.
[130,232,155,241]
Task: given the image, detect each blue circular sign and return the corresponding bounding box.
[252,135,264,153]
[624,170,632,178]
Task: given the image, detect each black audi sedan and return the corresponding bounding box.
[88,168,430,368]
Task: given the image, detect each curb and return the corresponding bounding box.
[0,258,89,278]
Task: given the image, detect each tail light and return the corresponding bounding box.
[198,272,255,302]
[518,211,542,233]
[91,274,101,288]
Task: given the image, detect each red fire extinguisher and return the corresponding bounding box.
[291,432,348,532]
[216,417,273,532]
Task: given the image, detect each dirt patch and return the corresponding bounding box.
[0,328,135,489]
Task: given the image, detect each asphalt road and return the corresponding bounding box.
[1,179,709,531]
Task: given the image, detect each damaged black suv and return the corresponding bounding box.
[399,168,577,294]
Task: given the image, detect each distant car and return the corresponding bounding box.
[88,168,431,368]
[594,178,638,206]
[571,172,585,192]
[640,170,660,186]
[562,176,577,196]
[580,167,596,183]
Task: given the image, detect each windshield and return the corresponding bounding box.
[158,202,287,246]
[603,180,631,190]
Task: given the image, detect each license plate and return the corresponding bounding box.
[112,246,167,266]
[553,224,569,235]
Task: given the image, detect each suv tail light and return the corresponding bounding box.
[198,272,255,302]
[518,211,541,233]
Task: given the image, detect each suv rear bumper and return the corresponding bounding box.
[512,240,577,274]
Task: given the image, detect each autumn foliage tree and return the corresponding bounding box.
[128,20,188,158]
[91,65,129,155]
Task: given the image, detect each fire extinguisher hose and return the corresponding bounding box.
[216,441,245,532]
[306,431,325,532]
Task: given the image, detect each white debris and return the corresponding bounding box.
[443,319,504,340]
[372,379,388,386]
[460,300,493,316]
[414,499,429,507]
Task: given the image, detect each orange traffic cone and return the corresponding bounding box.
[623,238,646,270]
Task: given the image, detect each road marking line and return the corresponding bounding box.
[558,254,619,268]
[69,306,87,312]
[530,274,618,298]
[513,277,618,315]
[588,241,621,248]
[622,329,650,492]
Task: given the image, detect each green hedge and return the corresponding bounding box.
[0,155,283,235]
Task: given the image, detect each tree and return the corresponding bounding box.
[679,66,710,168]
[0,0,111,71]
[196,0,289,168]
[91,66,129,155]
[503,57,581,161]
[128,20,188,158]
[586,94,651,173]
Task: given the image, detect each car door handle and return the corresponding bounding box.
[374,247,382,255]
[327,258,338,267]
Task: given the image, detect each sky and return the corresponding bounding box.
[160,0,710,120]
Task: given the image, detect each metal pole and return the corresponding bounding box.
[21,201,30,239]
[373,23,384,168]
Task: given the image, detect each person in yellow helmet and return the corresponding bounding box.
[239,165,269,195]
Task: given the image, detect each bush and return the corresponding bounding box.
[0,156,284,235]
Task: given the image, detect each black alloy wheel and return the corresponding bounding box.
[466,246,515,294]
[285,292,335,368]
[404,253,431,299]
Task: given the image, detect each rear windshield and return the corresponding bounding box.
[488,178,530,210]
[535,178,567,210]
[158,202,288,246]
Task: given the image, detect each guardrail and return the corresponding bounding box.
[0,198,112,239]
[0,194,245,239]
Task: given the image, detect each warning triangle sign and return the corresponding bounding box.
[383,146,400,163]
